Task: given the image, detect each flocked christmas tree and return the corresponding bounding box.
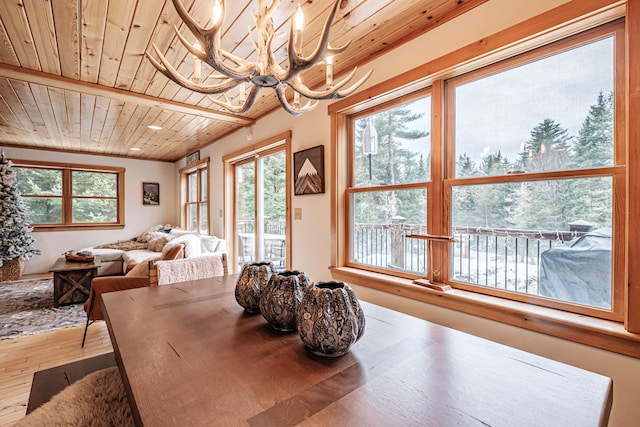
[0,151,40,278]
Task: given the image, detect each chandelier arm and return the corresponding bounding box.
[265,32,288,79]
[275,84,319,116]
[171,0,257,80]
[288,67,361,100]
[206,85,260,114]
[170,0,215,41]
[146,45,242,94]
[259,0,279,20]
[219,50,246,68]
[334,69,374,98]
[248,22,259,52]
[326,41,352,58]
[173,26,256,80]
[216,47,256,71]
[174,25,208,62]
[282,0,344,81]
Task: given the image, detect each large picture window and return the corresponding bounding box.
[331,17,631,355]
[13,161,124,230]
[446,25,622,318]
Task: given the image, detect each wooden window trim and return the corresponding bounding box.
[180,157,210,234]
[330,0,640,358]
[12,159,125,231]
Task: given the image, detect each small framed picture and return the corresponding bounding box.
[294,145,325,195]
[143,182,160,205]
[186,150,200,165]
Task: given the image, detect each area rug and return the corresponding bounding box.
[15,366,134,426]
[0,278,86,340]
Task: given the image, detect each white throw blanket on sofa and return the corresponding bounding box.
[155,254,227,285]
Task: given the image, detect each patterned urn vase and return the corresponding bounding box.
[259,270,311,332]
[296,281,366,357]
[235,262,277,313]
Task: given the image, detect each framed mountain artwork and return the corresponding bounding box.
[294,145,325,195]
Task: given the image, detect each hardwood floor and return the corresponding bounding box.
[0,322,113,426]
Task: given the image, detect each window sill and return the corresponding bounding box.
[331,266,640,359]
[33,224,125,232]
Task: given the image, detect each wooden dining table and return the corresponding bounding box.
[101,274,612,427]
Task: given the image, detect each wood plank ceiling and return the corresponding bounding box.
[0,0,485,162]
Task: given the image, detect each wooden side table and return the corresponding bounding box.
[49,257,101,307]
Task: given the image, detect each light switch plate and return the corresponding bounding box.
[294,208,302,220]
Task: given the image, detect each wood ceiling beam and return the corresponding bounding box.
[0,62,253,126]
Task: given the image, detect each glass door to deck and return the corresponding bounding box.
[235,150,287,271]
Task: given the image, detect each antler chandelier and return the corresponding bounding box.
[146,0,372,116]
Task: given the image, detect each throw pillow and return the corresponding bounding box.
[161,242,185,259]
[134,225,163,243]
[147,233,175,252]
[126,256,161,277]
[201,236,220,253]
[164,234,201,258]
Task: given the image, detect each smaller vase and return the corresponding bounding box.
[297,281,365,357]
[234,261,276,313]
[259,270,311,331]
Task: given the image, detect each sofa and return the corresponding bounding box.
[80,225,226,276]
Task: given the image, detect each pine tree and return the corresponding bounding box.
[563,92,614,228]
[570,91,613,168]
[456,153,476,178]
[352,99,429,224]
[517,118,571,172]
[0,153,40,266]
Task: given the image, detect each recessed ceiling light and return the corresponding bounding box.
[148,125,163,130]
[130,147,141,151]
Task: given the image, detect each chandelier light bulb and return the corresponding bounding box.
[294,4,305,53]
[293,75,301,106]
[212,0,223,25]
[193,41,202,83]
[326,55,334,87]
[294,4,305,32]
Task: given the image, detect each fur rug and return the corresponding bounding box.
[15,367,134,426]
[0,278,86,340]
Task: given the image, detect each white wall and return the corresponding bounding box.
[195,0,640,425]
[3,147,177,275]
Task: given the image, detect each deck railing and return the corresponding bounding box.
[237,220,286,235]
[352,220,588,297]
[449,227,585,295]
[236,219,589,297]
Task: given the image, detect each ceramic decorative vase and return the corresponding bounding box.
[296,281,365,357]
[259,270,311,332]
[235,261,276,313]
